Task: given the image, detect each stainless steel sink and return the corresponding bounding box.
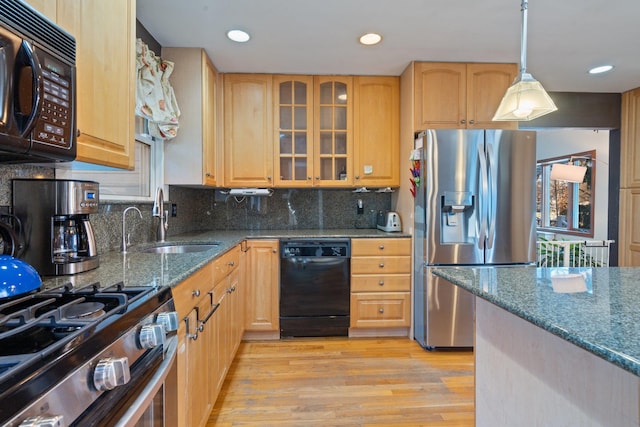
[139,243,220,254]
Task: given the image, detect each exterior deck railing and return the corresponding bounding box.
[536,239,614,267]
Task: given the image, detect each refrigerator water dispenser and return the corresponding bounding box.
[441,191,474,244]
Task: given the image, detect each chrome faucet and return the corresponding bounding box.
[152,186,168,242]
[122,206,142,253]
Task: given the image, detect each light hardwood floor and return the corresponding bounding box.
[208,337,474,426]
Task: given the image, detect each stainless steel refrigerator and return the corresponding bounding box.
[414,129,537,349]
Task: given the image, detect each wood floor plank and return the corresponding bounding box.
[208,337,474,426]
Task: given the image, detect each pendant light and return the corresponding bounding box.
[493,0,557,121]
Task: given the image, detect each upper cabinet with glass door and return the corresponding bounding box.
[274,76,314,187]
[315,76,353,186]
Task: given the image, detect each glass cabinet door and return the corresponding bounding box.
[314,76,353,186]
[274,76,314,186]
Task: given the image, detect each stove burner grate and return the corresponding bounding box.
[62,301,106,320]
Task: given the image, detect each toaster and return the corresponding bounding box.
[377,211,402,232]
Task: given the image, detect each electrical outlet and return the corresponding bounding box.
[171,203,178,217]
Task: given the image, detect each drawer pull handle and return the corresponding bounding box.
[379,308,385,314]
[379,263,384,268]
[192,289,201,297]
[379,245,385,250]
[227,261,235,266]
[379,280,384,286]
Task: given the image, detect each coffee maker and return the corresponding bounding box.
[12,179,99,276]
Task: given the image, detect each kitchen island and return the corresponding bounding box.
[433,266,640,427]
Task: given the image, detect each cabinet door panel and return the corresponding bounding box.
[57,0,135,169]
[314,76,353,186]
[414,63,466,129]
[245,240,279,331]
[274,76,314,187]
[354,76,400,187]
[23,0,56,19]
[466,63,517,130]
[224,74,273,186]
[350,292,410,328]
[621,89,640,188]
[203,55,218,186]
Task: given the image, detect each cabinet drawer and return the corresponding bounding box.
[350,292,410,328]
[172,262,214,317]
[351,238,410,256]
[351,274,410,292]
[351,256,411,274]
[213,245,240,282]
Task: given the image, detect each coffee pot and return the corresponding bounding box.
[13,179,99,276]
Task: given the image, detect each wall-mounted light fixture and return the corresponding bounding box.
[550,156,591,183]
[493,0,557,121]
[550,163,587,183]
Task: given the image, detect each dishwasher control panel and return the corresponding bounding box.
[280,239,350,258]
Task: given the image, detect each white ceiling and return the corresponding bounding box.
[137,0,640,93]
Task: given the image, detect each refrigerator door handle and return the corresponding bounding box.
[477,143,488,250]
[486,142,497,250]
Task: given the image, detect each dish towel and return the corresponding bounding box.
[135,38,181,140]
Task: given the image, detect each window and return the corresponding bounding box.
[55,118,164,201]
[536,150,595,237]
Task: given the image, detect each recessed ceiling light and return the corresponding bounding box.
[588,65,614,74]
[227,29,250,43]
[359,33,382,46]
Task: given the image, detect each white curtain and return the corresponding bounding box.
[135,38,180,140]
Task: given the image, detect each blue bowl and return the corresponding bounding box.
[0,255,42,299]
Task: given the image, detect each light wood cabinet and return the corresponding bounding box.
[23,0,56,19]
[314,76,354,186]
[56,0,135,169]
[211,245,242,402]
[619,88,640,265]
[273,75,315,186]
[413,62,517,131]
[244,239,280,338]
[223,74,274,187]
[173,262,215,427]
[233,73,398,188]
[350,238,411,335]
[353,76,400,187]
[162,48,219,186]
[172,245,243,427]
[621,88,640,188]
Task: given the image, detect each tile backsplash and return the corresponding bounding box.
[0,165,392,254]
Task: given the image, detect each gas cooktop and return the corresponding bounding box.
[0,282,154,387]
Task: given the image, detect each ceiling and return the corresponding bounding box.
[137,0,640,93]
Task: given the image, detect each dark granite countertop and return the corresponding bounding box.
[432,266,640,377]
[41,228,409,292]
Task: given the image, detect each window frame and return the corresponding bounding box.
[536,150,596,238]
[55,134,164,202]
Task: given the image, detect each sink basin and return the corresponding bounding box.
[139,243,220,254]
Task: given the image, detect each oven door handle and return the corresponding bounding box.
[113,335,178,427]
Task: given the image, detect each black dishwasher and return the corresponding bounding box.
[280,239,350,338]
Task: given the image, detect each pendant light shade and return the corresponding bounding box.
[493,0,557,121]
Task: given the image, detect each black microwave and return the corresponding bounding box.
[0,0,76,163]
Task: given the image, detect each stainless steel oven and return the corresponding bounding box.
[0,283,178,427]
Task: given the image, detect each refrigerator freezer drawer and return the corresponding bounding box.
[415,269,475,349]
